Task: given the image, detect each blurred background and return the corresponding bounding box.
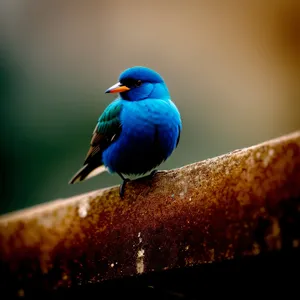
[0,0,299,214]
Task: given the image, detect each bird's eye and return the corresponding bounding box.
[135,80,142,87]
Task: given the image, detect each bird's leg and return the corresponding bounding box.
[119,179,130,198]
[117,172,130,198]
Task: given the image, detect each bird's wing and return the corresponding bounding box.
[83,101,123,165]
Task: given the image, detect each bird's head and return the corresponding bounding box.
[105,66,170,101]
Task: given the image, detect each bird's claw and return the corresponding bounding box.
[147,169,159,188]
[118,170,158,198]
[149,169,158,178]
[119,178,130,198]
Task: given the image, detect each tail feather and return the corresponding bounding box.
[69,164,107,184]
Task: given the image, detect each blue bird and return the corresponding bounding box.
[69,66,182,197]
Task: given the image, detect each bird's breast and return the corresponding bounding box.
[121,99,178,131]
[102,99,180,175]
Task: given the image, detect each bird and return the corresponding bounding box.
[69,66,182,197]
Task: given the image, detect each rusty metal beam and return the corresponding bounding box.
[1,131,300,297]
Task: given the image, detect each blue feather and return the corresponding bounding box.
[103,98,181,175]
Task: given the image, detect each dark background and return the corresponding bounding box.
[0,0,299,214]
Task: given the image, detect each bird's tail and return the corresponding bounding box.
[69,164,107,184]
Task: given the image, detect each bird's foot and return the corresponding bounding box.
[149,169,158,178]
[118,171,158,198]
[146,169,159,188]
[119,178,130,198]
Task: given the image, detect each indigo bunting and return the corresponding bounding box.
[69,66,182,197]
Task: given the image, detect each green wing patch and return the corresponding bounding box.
[84,102,122,165]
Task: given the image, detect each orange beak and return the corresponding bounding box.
[105,82,130,93]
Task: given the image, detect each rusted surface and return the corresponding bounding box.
[0,131,300,296]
